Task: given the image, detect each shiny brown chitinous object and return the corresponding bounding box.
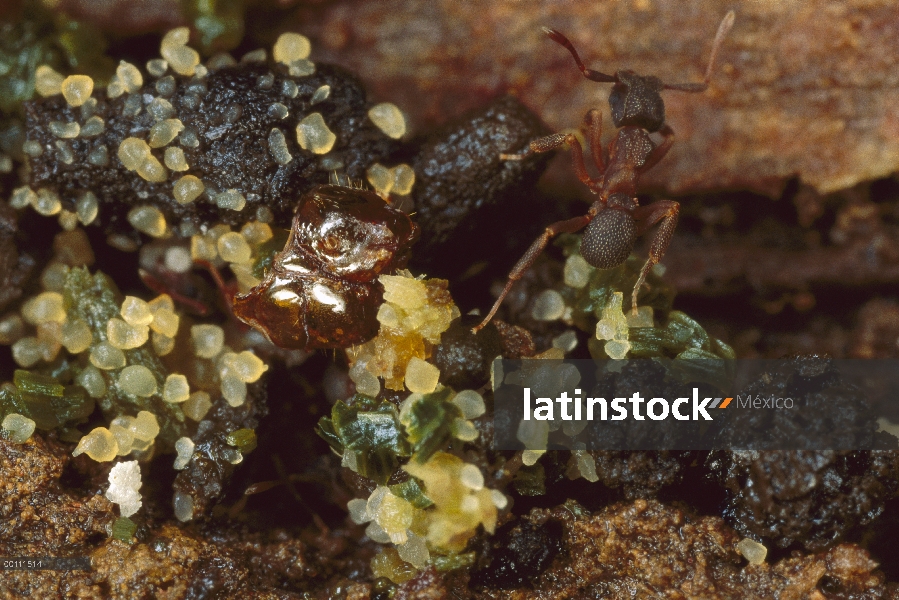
[233,184,418,348]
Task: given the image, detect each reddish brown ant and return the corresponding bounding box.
[473,11,735,333]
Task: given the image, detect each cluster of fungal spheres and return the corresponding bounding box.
[474,10,736,332]
[20,27,412,235]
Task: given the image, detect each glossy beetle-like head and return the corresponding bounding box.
[232,184,419,349]
[286,185,418,282]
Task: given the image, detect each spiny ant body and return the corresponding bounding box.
[474,11,735,332]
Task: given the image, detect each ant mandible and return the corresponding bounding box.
[473,11,735,333]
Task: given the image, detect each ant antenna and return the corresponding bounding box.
[543,27,617,83]
[664,10,736,92]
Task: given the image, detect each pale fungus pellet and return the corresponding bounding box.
[452,418,479,441]
[241,49,267,63]
[311,85,330,105]
[296,113,336,154]
[183,391,212,421]
[217,232,252,263]
[61,75,94,107]
[216,189,246,211]
[120,296,154,326]
[148,294,175,314]
[191,324,225,358]
[240,222,273,245]
[368,103,406,139]
[11,337,43,367]
[268,128,292,165]
[33,189,61,216]
[149,308,180,338]
[80,97,97,119]
[22,291,66,324]
[190,234,218,261]
[109,416,135,455]
[2,414,36,444]
[10,187,36,209]
[118,366,158,397]
[163,374,190,403]
[75,365,106,398]
[564,254,592,288]
[207,53,235,70]
[130,412,160,441]
[88,145,109,166]
[164,147,189,171]
[61,319,93,353]
[73,427,118,462]
[273,32,311,64]
[147,97,175,122]
[41,263,68,292]
[174,437,195,470]
[404,357,440,394]
[459,464,485,490]
[281,79,298,98]
[90,342,126,370]
[366,163,393,196]
[161,28,200,76]
[54,140,74,164]
[267,103,289,119]
[0,314,24,345]
[137,156,169,183]
[80,115,105,137]
[220,375,247,407]
[173,491,194,522]
[118,137,151,170]
[288,60,315,77]
[116,60,143,93]
[531,289,566,321]
[49,121,80,138]
[552,330,579,352]
[155,76,177,96]
[147,58,168,77]
[127,206,168,237]
[452,390,486,419]
[35,65,64,96]
[149,119,185,148]
[737,538,768,565]
[221,351,268,382]
[164,247,192,273]
[392,164,415,195]
[173,175,204,204]
[152,331,175,356]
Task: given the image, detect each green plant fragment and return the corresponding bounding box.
[316,394,411,485]
[225,428,257,454]
[400,387,462,464]
[111,516,137,542]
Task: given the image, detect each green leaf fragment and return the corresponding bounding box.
[316,394,410,485]
[111,516,137,542]
[400,387,462,464]
[225,428,257,454]
[388,477,433,509]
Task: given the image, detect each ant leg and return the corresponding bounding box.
[665,10,735,92]
[630,200,680,313]
[501,131,599,192]
[638,125,674,174]
[582,109,605,172]
[473,212,595,333]
[543,28,617,83]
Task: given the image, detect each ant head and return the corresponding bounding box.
[608,71,666,132]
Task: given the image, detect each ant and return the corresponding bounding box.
[473,11,735,333]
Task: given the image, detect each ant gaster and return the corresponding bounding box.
[473,11,735,333]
